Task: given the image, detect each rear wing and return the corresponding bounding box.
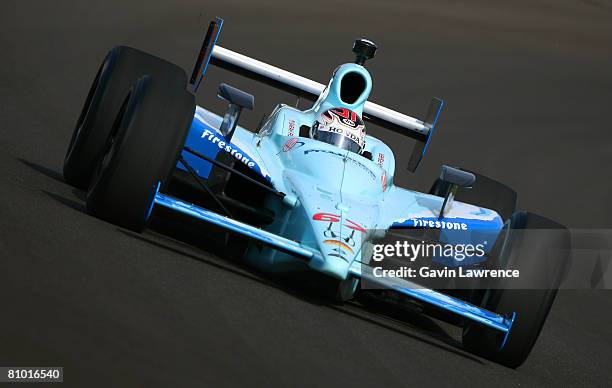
[190,18,444,172]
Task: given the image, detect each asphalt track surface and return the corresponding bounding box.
[1,0,612,386]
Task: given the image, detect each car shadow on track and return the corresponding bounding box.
[18,158,65,183]
[43,190,86,212]
[18,158,88,203]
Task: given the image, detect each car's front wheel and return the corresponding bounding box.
[86,72,194,232]
[461,211,570,368]
[63,46,188,190]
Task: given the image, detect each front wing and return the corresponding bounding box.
[154,192,515,348]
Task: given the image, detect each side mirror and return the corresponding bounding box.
[217,83,255,141]
[439,165,475,188]
[436,165,475,218]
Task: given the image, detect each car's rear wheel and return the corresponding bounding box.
[86,73,195,232]
[64,46,187,189]
[461,211,570,368]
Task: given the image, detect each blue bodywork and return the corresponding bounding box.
[154,46,513,343]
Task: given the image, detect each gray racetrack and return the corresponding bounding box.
[1,0,612,386]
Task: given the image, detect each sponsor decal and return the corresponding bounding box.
[376,152,385,166]
[323,239,354,254]
[279,137,304,153]
[287,119,296,136]
[201,128,256,169]
[190,113,270,180]
[313,212,365,233]
[319,217,359,258]
[410,218,468,230]
[304,149,375,180]
[381,171,388,192]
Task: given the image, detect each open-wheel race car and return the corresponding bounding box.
[62,18,570,368]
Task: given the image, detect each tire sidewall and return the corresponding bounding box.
[87,75,194,232]
[462,211,570,367]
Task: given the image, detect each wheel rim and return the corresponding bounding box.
[337,276,359,301]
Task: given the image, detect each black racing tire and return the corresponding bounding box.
[461,211,570,368]
[86,73,195,232]
[319,275,360,303]
[430,170,517,221]
[63,46,187,189]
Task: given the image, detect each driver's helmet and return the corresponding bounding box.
[311,107,366,154]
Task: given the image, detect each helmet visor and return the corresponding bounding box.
[315,128,362,153]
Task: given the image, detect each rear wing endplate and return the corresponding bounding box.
[189,17,223,92]
[407,98,444,172]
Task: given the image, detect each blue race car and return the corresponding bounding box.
[62,18,569,368]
